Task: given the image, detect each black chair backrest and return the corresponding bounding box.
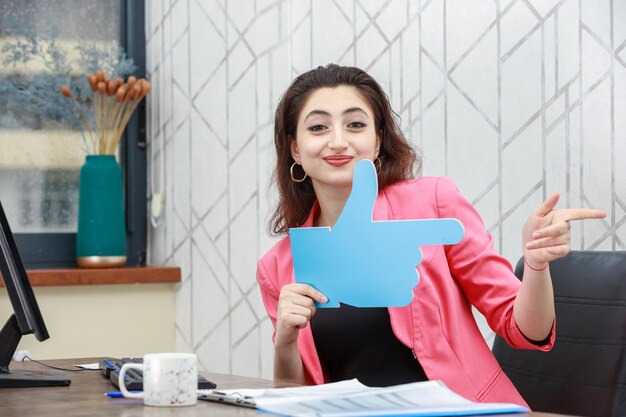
[492,251,626,417]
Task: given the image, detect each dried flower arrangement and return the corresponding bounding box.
[60,70,151,155]
[0,18,140,155]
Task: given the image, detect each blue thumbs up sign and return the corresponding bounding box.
[290,159,464,308]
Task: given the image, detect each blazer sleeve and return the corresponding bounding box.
[435,177,554,350]
[256,258,281,341]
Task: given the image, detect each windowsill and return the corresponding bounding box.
[2,267,181,287]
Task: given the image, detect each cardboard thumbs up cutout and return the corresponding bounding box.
[290,159,464,308]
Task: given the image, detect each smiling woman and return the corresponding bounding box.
[255,63,605,410]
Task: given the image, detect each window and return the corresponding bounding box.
[0,0,146,268]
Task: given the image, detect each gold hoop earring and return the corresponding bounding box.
[375,156,383,171]
[290,162,308,183]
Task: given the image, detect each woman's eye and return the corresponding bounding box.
[307,124,327,132]
[348,121,366,129]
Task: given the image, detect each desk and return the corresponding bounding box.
[1,358,578,417]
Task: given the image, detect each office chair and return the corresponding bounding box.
[492,251,626,417]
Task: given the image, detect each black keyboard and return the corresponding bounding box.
[99,358,217,391]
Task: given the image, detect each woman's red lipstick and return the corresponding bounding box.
[323,155,353,167]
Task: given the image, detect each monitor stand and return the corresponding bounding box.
[0,315,70,388]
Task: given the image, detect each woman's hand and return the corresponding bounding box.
[522,193,606,269]
[515,194,605,341]
[275,283,327,347]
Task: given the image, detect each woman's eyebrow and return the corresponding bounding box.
[342,107,369,118]
[303,109,330,122]
[303,107,369,123]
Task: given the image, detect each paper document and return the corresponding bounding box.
[75,362,99,370]
[198,379,368,408]
[198,379,528,417]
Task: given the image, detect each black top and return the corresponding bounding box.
[310,303,428,387]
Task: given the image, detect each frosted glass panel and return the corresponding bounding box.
[0,0,121,232]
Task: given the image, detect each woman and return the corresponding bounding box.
[256,64,605,407]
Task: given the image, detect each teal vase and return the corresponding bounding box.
[76,155,127,268]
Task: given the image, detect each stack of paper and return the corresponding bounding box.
[198,379,528,417]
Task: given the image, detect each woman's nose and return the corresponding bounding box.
[328,130,348,149]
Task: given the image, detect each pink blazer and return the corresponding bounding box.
[256,176,555,408]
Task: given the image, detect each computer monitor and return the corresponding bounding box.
[0,200,70,387]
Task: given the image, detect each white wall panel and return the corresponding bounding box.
[147,0,625,379]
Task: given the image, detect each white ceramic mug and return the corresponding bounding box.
[118,353,198,406]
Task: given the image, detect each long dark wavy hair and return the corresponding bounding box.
[270,64,421,236]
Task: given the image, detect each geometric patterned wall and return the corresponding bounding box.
[146,0,626,379]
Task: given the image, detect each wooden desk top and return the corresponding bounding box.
[0,358,578,417]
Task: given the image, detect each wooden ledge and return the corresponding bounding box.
[1,267,181,287]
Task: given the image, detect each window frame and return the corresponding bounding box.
[14,0,147,269]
